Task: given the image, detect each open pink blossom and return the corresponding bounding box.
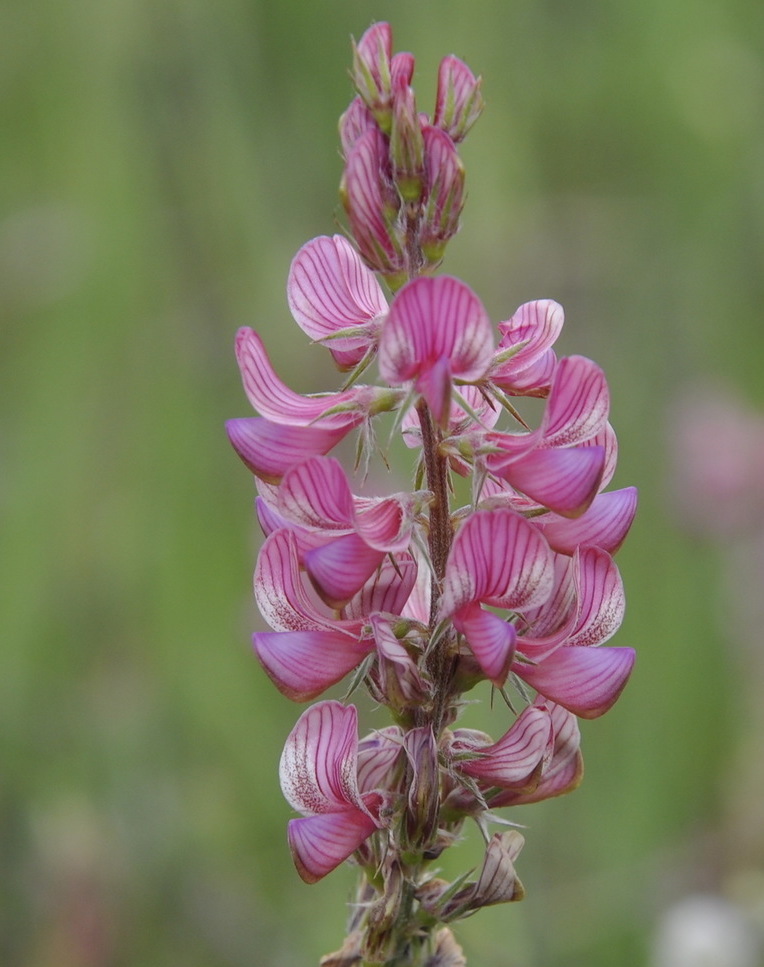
[253,528,418,701]
[438,508,556,685]
[287,236,388,370]
[280,701,389,883]
[378,276,494,425]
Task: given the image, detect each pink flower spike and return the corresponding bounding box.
[254,628,374,702]
[513,645,636,719]
[280,701,385,883]
[439,508,555,619]
[457,706,553,788]
[226,418,350,484]
[491,444,606,518]
[286,237,388,369]
[433,55,484,142]
[378,276,494,425]
[535,487,639,556]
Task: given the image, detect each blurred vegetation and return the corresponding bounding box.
[2,0,764,964]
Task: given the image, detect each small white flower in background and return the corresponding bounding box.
[651,895,761,967]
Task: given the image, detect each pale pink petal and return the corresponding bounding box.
[452,602,517,685]
[356,726,404,793]
[287,809,379,883]
[565,547,625,648]
[286,236,387,368]
[493,445,605,518]
[253,629,373,702]
[492,300,564,394]
[278,456,355,531]
[534,487,638,556]
[513,645,636,718]
[345,553,418,620]
[234,328,365,426]
[540,355,610,447]
[415,354,453,426]
[439,508,555,618]
[305,534,386,607]
[355,496,410,551]
[378,276,494,389]
[339,97,376,158]
[279,701,366,815]
[226,418,350,484]
[459,706,552,787]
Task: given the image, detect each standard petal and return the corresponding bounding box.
[253,629,373,702]
[540,355,610,447]
[492,299,564,394]
[378,276,494,388]
[279,701,365,815]
[493,445,606,518]
[459,706,552,788]
[535,487,639,556]
[452,602,517,685]
[565,547,625,648]
[513,645,636,719]
[439,508,555,618]
[278,456,355,531]
[226,418,350,484]
[234,328,365,426]
[287,809,379,884]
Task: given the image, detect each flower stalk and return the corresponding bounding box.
[226,22,637,966]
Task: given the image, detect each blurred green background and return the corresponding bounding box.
[3,0,764,964]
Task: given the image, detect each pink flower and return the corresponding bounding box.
[287,235,388,370]
[280,701,390,883]
[378,276,495,426]
[489,299,564,398]
[438,508,556,685]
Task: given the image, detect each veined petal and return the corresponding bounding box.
[535,487,639,556]
[452,602,517,685]
[565,546,625,648]
[355,496,410,552]
[513,645,636,718]
[286,236,387,368]
[357,726,404,793]
[287,810,379,884]
[540,355,610,447]
[459,706,552,787]
[234,328,365,426]
[433,54,484,142]
[279,701,365,815]
[492,300,564,394]
[226,418,350,484]
[278,456,355,530]
[345,553,418,620]
[494,445,605,518]
[378,276,494,388]
[439,508,555,618]
[305,534,386,607]
[253,629,373,702]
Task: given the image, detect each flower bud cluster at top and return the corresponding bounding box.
[226,21,637,966]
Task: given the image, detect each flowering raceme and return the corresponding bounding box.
[227,21,637,967]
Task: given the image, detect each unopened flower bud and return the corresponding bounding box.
[389,75,425,203]
[352,22,394,133]
[420,126,465,265]
[403,726,440,852]
[339,96,376,159]
[433,55,485,143]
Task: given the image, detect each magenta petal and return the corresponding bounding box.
[286,236,387,366]
[355,497,409,552]
[460,706,552,787]
[234,328,364,426]
[305,534,386,607]
[496,445,605,518]
[513,645,636,719]
[287,810,378,883]
[226,418,350,484]
[253,629,373,702]
[453,603,517,685]
[378,276,494,388]
[536,487,639,555]
[440,508,555,617]
[345,553,418,620]
[541,355,610,447]
[279,701,365,815]
[278,456,355,530]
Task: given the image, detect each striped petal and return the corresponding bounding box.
[452,603,517,685]
[540,355,610,447]
[513,645,636,719]
[458,706,552,788]
[278,457,355,530]
[439,508,555,619]
[304,534,386,608]
[226,418,350,484]
[287,810,378,884]
[253,629,373,702]
[534,487,639,556]
[492,299,564,395]
[378,276,494,392]
[493,445,606,518]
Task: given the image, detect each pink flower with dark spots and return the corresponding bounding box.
[280,701,389,883]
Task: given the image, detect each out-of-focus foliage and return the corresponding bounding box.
[2,0,763,964]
